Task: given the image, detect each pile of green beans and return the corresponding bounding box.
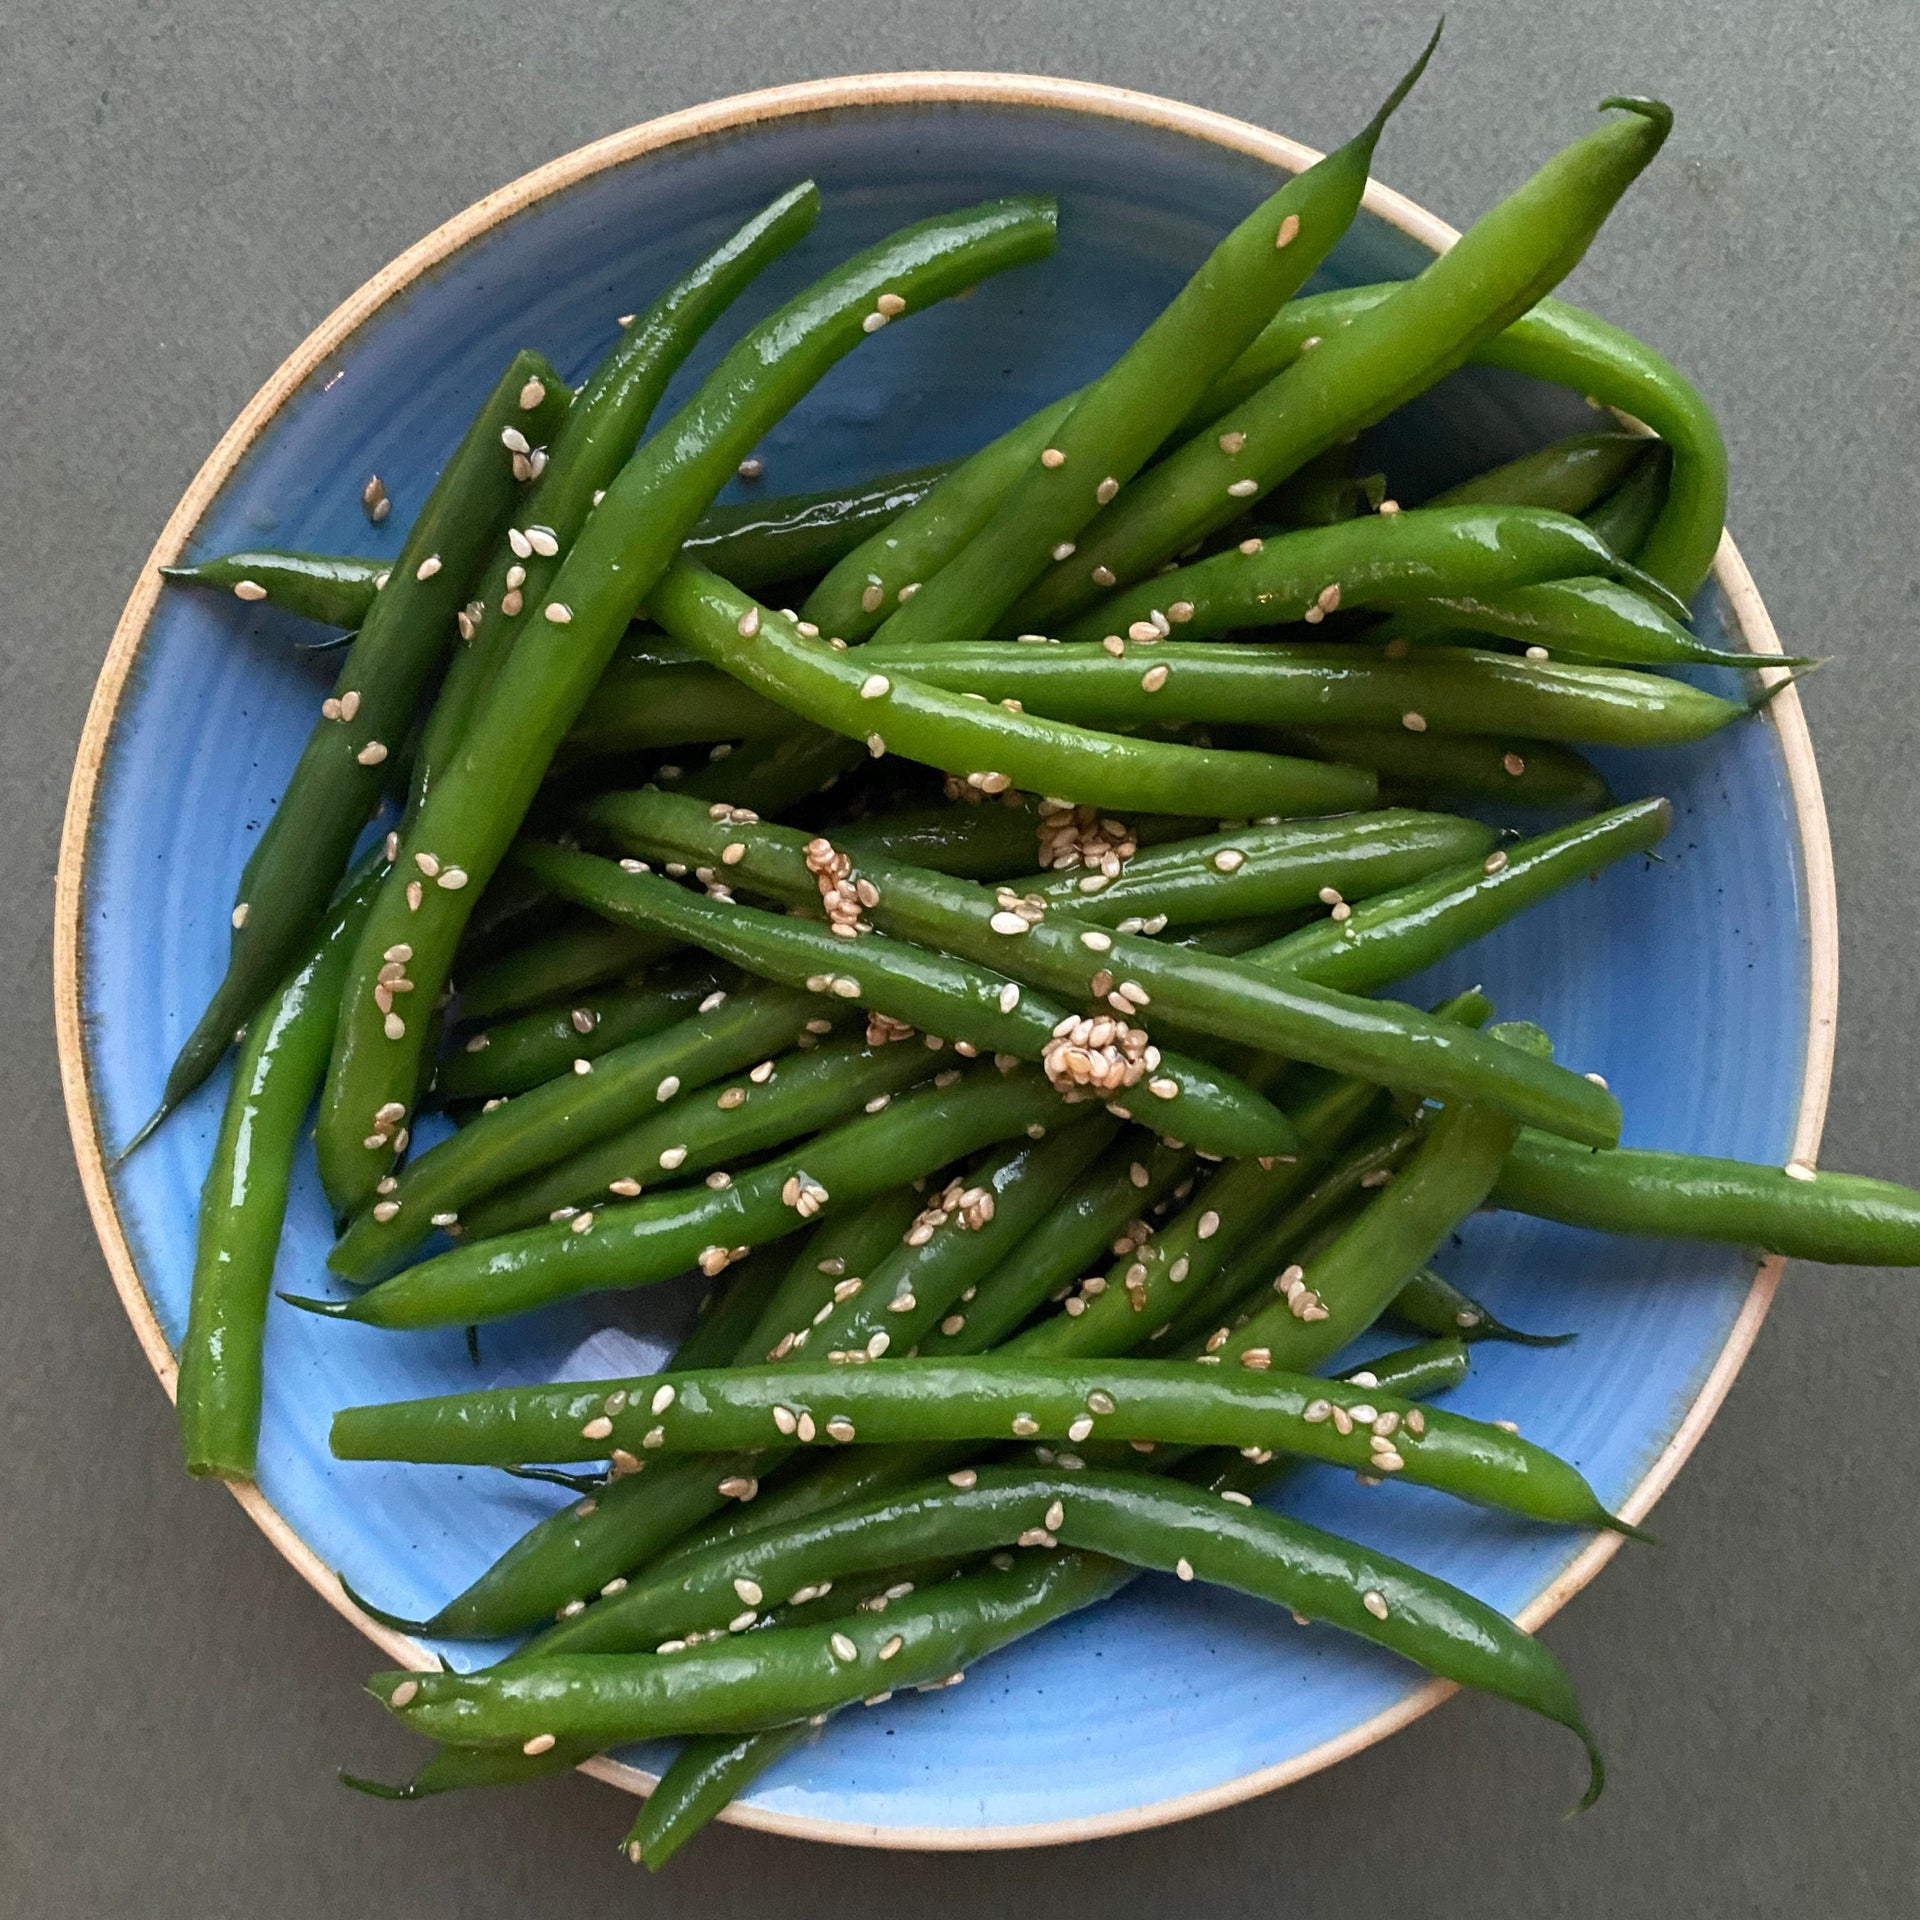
[136,43,1920,1868]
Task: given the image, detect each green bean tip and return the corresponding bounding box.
[337,1574,438,1635]
[339,1770,427,1802]
[1597,95,1673,141]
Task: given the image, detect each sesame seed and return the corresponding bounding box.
[1363,1590,1389,1620]
[826,1416,856,1442]
[1220,1490,1253,1507]
[860,582,885,613]
[544,603,572,624]
[372,1200,400,1223]
[1087,1390,1116,1415]
[356,740,388,766]
[1011,1414,1040,1437]
[866,733,886,758]
[1275,212,1301,248]
[230,902,250,930]
[831,1632,859,1660]
[572,1058,592,1076]
[1040,447,1067,468]
[383,1012,405,1040]
[1785,1160,1817,1182]
[501,426,531,455]
[1196,1210,1220,1240]
[415,554,442,581]
[652,1384,676,1414]
[989,911,1029,936]
[1502,751,1527,777]
[1217,431,1247,455]
[861,311,889,334]
[1227,479,1259,498]
[581,1416,613,1441]
[1212,848,1245,874]
[1080,930,1112,951]
[1401,711,1428,733]
[860,673,890,699]
[717,1475,758,1499]
[1484,849,1509,875]
[522,1733,557,1756]
[1147,1077,1179,1100]
[1091,564,1117,586]
[1096,475,1120,503]
[1238,537,1264,556]
[570,1211,594,1234]
[1141,664,1169,692]
[1302,1399,1332,1424]
[518,376,547,410]
[1524,645,1550,661]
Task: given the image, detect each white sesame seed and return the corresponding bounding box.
[831,1631,860,1660]
[415,555,442,581]
[1363,1590,1389,1620]
[861,311,889,334]
[1141,664,1169,692]
[860,673,890,699]
[383,1012,405,1040]
[1227,479,1259,498]
[581,1416,613,1441]
[1220,1490,1253,1507]
[522,1733,557,1756]
[1096,475,1119,503]
[1401,711,1428,733]
[1080,930,1112,952]
[1196,1210,1221,1240]
[1040,447,1067,469]
[826,1416,856,1442]
[1525,645,1550,661]
[1786,1160,1817,1182]
[356,740,389,766]
[372,1200,400,1223]
[544,603,572,624]
[1011,1414,1040,1437]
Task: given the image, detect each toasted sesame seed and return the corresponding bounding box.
[866,733,886,758]
[581,1416,613,1441]
[1091,564,1117,587]
[1401,711,1428,732]
[1079,930,1112,952]
[717,1475,758,1499]
[1141,664,1169,692]
[356,740,389,766]
[1502,751,1527,777]
[522,1733,557,1755]
[826,1416,856,1443]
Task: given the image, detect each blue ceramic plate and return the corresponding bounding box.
[57,76,1832,1848]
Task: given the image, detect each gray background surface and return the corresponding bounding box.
[5,2,1918,1913]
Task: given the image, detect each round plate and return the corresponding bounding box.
[56,74,1834,1849]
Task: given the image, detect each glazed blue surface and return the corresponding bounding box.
[78,98,1810,1834]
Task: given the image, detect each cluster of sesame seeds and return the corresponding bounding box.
[861,290,907,335]
[988,886,1047,938]
[1301,582,1342,625]
[903,1177,997,1249]
[1042,1009,1156,1099]
[1110,912,1170,937]
[780,1172,831,1219]
[866,1010,915,1046]
[1036,800,1137,881]
[1272,1261,1329,1322]
[362,474,390,523]
[697,1243,751,1278]
[804,836,877,939]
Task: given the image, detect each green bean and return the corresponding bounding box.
[1492,1131,1920,1264]
[299,1065,1075,1329]
[456,917,674,1022]
[1427,431,1658,517]
[803,398,1079,642]
[1386,1267,1575,1347]
[459,1036,943,1240]
[864,31,1438,652]
[318,195,1061,1218]
[130,352,570,1154]
[332,1355,1631,1534]
[1245,797,1670,994]
[886,639,1750,747]
[177,859,384,1477]
[1203,1028,1540,1372]
[413,187,821,817]
[624,1725,814,1866]
[1255,461,1386,529]
[439,961,727,1100]
[1582,439,1671,558]
[159,550,384,629]
[514,841,1301,1161]
[1038,504,1662,645]
[684,460,957,589]
[1007,101,1673,632]
[328,983,825,1282]
[1380,574,1806,671]
[584,788,1622,1146]
[1274,726,1608,811]
[737,1192,927,1366]
[372,1548,1123,1742]
[650,560,1378,817]
[666,1247,796,1372]
[559,666,791,761]
[1013,809,1496,928]
[1198,292,1720,603]
[928,1137,1195,1356]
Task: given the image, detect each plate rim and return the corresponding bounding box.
[53,69,1838,1852]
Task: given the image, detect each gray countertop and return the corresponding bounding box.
[5,2,1917,1913]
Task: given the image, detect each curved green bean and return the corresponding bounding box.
[1387,1267,1575,1347]
[738,1192,927,1366]
[885,640,1751,747]
[560,665,792,761]
[331,1354,1632,1535]
[648,560,1378,817]
[1246,797,1670,994]
[456,917,677,1021]
[178,859,384,1478]
[1427,431,1658,517]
